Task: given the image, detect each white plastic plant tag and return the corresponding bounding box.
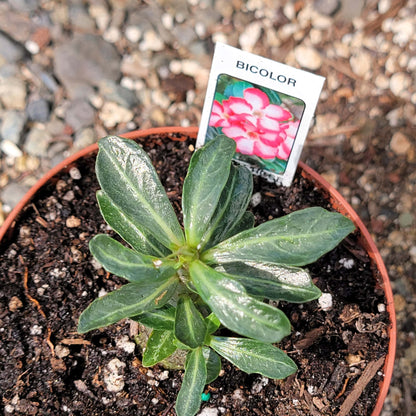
[197,43,325,187]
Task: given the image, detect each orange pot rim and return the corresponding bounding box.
[0,126,396,415]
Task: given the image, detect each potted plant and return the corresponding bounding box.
[0,126,395,416]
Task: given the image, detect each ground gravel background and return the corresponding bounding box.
[0,0,415,414]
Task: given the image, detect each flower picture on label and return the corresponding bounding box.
[207,74,305,175]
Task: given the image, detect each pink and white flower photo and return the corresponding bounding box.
[207,75,305,175]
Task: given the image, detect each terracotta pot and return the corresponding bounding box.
[0,126,395,415]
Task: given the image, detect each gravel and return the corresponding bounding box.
[0,0,415,414]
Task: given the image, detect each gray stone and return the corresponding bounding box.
[69,3,96,32]
[0,63,19,78]
[73,127,96,151]
[336,0,365,21]
[27,63,59,93]
[26,98,51,122]
[24,127,51,157]
[54,34,121,99]
[172,24,198,48]
[0,76,26,110]
[313,0,340,16]
[64,99,95,132]
[9,0,38,13]
[48,141,70,166]
[0,110,26,144]
[98,80,138,108]
[0,32,26,63]
[399,213,414,228]
[0,182,30,210]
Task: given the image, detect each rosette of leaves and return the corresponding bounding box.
[78,135,355,416]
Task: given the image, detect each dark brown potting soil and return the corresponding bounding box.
[0,134,390,415]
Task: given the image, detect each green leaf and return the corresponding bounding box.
[205,313,221,335]
[215,262,322,303]
[203,347,222,384]
[202,207,355,267]
[175,348,207,416]
[200,164,253,251]
[182,135,236,247]
[89,234,177,283]
[209,336,297,379]
[77,276,178,333]
[260,87,282,105]
[133,304,176,330]
[190,261,291,343]
[142,329,177,366]
[96,136,184,250]
[174,295,207,348]
[97,190,169,257]
[223,211,255,240]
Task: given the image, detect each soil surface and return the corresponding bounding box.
[1,134,389,415]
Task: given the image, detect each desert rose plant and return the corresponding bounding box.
[78,134,355,416]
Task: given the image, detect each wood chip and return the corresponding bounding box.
[60,338,91,345]
[336,357,385,416]
[294,326,326,350]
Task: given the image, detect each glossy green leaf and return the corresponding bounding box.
[215,262,322,303]
[175,348,207,416]
[96,136,184,250]
[96,190,169,257]
[142,329,177,366]
[89,234,177,283]
[182,135,236,247]
[219,211,255,242]
[203,347,221,384]
[190,261,291,343]
[202,207,355,266]
[78,275,178,333]
[174,295,207,348]
[133,304,176,331]
[200,164,253,251]
[205,313,221,335]
[209,336,297,379]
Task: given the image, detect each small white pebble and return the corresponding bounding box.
[151,398,159,405]
[377,303,386,313]
[104,358,126,393]
[25,40,40,54]
[116,335,136,354]
[159,370,169,381]
[55,344,70,358]
[66,216,81,228]
[251,192,262,207]
[125,26,142,43]
[339,258,355,269]
[69,167,82,180]
[98,288,108,298]
[232,388,244,401]
[102,396,112,405]
[30,324,43,335]
[198,408,219,416]
[251,376,269,393]
[318,293,333,311]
